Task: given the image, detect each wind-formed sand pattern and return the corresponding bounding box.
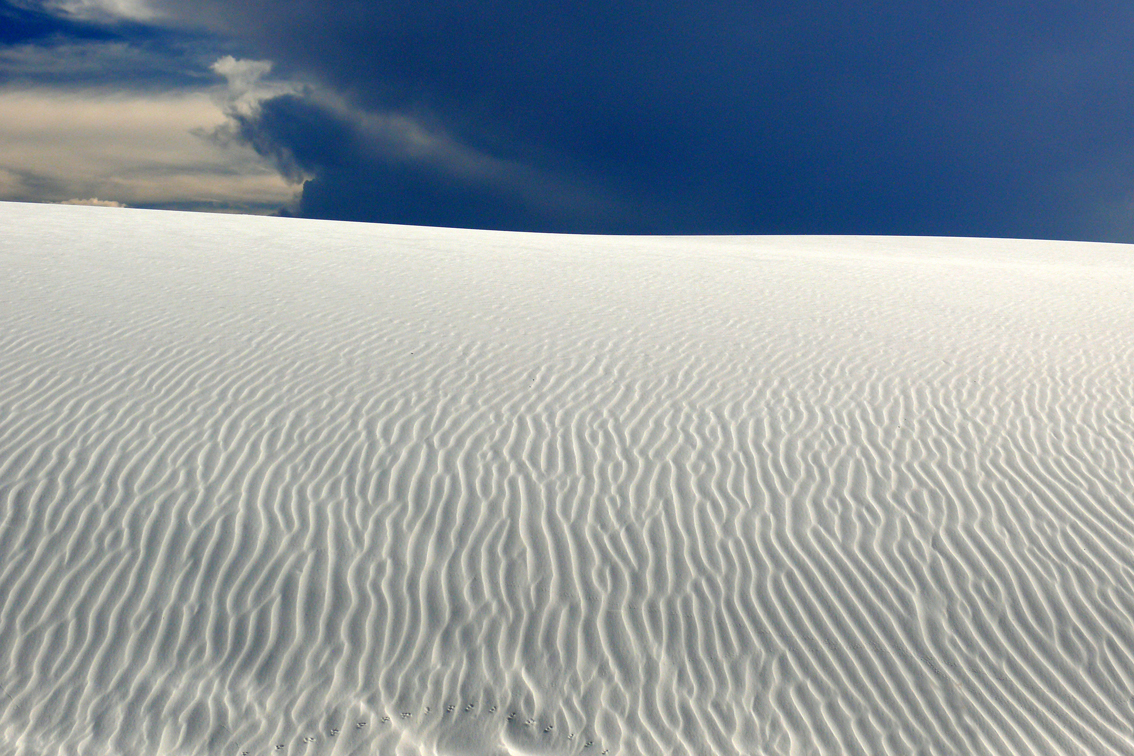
[1,201,1133,756]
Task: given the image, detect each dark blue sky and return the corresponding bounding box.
[4,0,1134,239]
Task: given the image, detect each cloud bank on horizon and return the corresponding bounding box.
[3,0,1134,239]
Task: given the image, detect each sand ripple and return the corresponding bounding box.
[1,204,1134,754]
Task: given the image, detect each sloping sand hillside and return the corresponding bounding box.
[1,201,1133,755]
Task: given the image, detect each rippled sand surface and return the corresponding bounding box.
[2,202,1134,755]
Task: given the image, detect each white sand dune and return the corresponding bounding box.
[1,201,1133,756]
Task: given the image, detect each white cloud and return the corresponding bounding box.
[211,56,273,94]
[210,56,302,114]
[59,197,125,206]
[0,87,298,211]
[13,0,160,22]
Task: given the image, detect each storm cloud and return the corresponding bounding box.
[7,0,1134,238]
